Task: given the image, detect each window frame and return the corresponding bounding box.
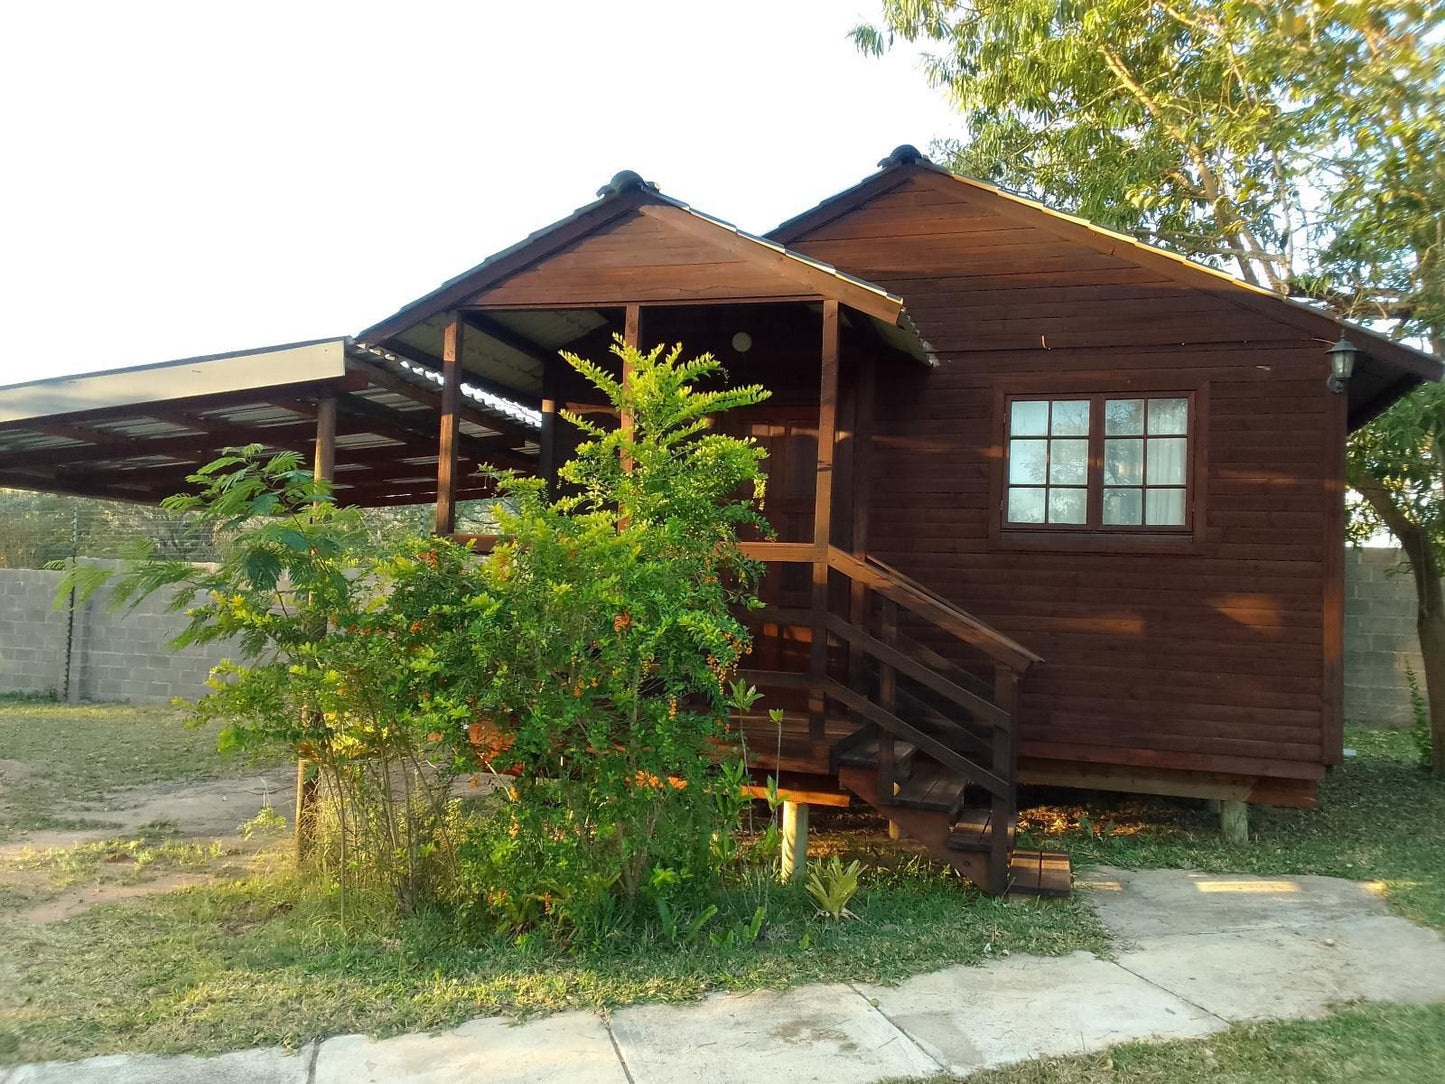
[989,380,1208,552]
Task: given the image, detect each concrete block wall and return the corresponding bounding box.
[0,550,1430,719]
[1344,547,1425,729]
[0,564,232,704]
[0,568,74,696]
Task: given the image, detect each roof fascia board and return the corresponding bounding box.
[0,340,351,426]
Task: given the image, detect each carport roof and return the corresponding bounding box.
[0,338,539,506]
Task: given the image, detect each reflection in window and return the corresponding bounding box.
[1005,394,1192,531]
[1007,399,1091,525]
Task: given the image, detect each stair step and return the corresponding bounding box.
[891,761,968,815]
[1006,850,1073,898]
[837,736,918,772]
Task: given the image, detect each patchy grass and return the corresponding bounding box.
[0,699,281,839]
[1017,727,1445,928]
[891,1002,1445,1083]
[7,823,234,890]
[0,848,1106,1064]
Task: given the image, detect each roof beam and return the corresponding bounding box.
[333,392,535,474]
[0,419,328,470]
[371,340,544,411]
[348,356,535,445]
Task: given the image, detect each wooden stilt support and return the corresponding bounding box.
[809,300,840,743]
[296,390,336,864]
[1221,799,1250,845]
[781,800,809,883]
[434,313,463,536]
[620,303,640,475]
[539,351,559,499]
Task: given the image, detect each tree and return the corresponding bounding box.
[857,0,1445,770]
[1346,387,1445,770]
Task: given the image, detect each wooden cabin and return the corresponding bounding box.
[2,147,1438,896]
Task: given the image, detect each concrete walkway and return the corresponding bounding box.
[7,867,1445,1084]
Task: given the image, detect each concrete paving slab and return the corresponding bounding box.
[858,950,1222,1073]
[1115,928,1350,1022]
[312,1012,625,1084]
[1334,915,1445,1005]
[609,983,940,1084]
[1085,866,1390,941]
[1118,915,1445,1023]
[7,1045,311,1084]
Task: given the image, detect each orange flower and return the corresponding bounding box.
[614,611,632,632]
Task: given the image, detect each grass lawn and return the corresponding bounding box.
[0,694,281,841]
[0,815,1105,1063]
[0,716,1438,1066]
[892,1002,1445,1083]
[1016,726,1445,928]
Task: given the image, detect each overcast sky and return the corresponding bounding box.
[0,1,960,384]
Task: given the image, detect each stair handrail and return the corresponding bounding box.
[826,547,1042,672]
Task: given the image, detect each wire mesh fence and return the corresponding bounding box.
[0,488,503,570]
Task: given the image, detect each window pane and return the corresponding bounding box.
[1008,487,1046,523]
[1010,400,1049,436]
[1102,487,1142,525]
[1105,398,1144,435]
[1049,438,1088,484]
[1009,439,1048,484]
[1148,397,1189,435]
[1050,400,1091,436]
[1146,488,1186,525]
[1048,488,1087,524]
[1104,438,1143,485]
[1147,437,1188,484]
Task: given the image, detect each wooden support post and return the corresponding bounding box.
[296,392,337,864]
[1221,800,1250,845]
[620,303,640,475]
[313,392,337,489]
[809,300,840,743]
[781,800,809,883]
[990,664,1019,891]
[539,352,559,498]
[847,352,876,638]
[879,597,900,839]
[434,313,463,536]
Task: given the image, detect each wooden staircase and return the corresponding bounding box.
[738,545,1072,898]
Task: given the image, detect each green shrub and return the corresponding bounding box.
[444,339,773,937]
[61,336,778,938]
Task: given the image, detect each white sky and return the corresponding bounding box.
[0,1,960,385]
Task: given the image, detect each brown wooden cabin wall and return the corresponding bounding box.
[785,174,1343,802]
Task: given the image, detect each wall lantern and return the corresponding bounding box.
[731,331,753,354]
[1327,335,1359,394]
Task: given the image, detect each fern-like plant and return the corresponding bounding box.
[805,857,863,921]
